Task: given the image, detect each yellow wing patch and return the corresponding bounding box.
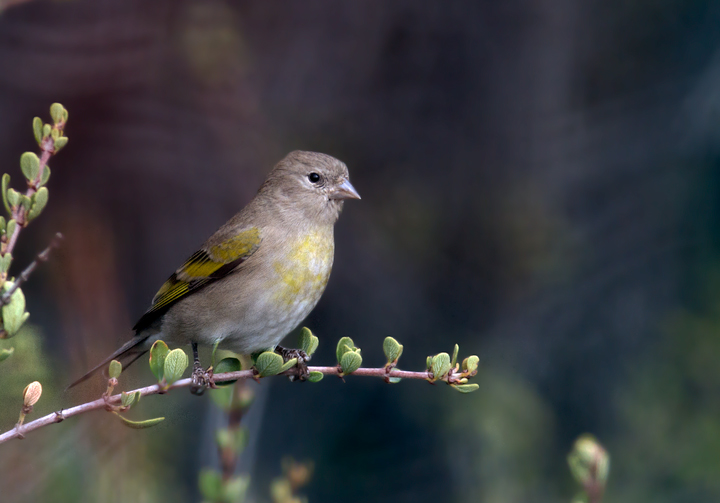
[133,227,261,332]
[151,280,190,311]
[178,250,224,279]
[210,228,261,262]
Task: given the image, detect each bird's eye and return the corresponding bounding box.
[308,172,321,183]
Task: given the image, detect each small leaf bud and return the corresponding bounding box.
[22,381,42,408]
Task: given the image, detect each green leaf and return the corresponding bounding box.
[13,313,29,337]
[430,352,452,381]
[307,371,324,382]
[198,469,223,502]
[0,347,14,362]
[214,357,241,386]
[113,412,164,429]
[6,188,19,208]
[27,187,48,221]
[388,377,402,384]
[382,336,403,364]
[20,152,40,182]
[149,340,169,382]
[163,348,188,385]
[32,118,43,145]
[1,174,9,214]
[108,359,122,379]
[39,166,50,186]
[120,391,141,408]
[215,356,241,374]
[340,350,362,375]
[1,282,28,337]
[278,357,298,373]
[120,392,133,407]
[53,137,68,152]
[426,356,433,370]
[255,351,283,377]
[42,124,51,138]
[451,344,459,367]
[0,253,12,274]
[6,220,16,242]
[336,336,356,363]
[299,326,319,356]
[462,355,479,374]
[0,216,6,233]
[451,383,479,393]
[50,103,65,124]
[19,195,31,211]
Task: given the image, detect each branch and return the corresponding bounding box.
[0,365,439,444]
[0,232,63,307]
[1,334,478,445]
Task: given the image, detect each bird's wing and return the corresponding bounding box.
[132,226,262,332]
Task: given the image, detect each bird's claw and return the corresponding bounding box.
[190,363,214,395]
[276,345,310,381]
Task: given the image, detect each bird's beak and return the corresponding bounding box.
[330,179,361,200]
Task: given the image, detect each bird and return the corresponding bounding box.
[68,150,360,389]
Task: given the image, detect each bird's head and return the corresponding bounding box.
[260,150,360,225]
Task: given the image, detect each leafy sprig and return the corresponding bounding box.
[0,328,480,443]
[0,104,66,345]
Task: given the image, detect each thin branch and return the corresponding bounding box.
[0,365,436,444]
[0,232,63,307]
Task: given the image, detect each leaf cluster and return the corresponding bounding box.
[0,103,68,354]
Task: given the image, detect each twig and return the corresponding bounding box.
[0,232,63,307]
[0,365,435,444]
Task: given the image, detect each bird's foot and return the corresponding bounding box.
[190,362,214,395]
[276,345,310,381]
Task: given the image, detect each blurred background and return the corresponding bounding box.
[1,1,720,502]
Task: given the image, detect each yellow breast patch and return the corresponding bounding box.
[272,231,333,306]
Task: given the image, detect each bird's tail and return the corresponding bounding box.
[66,334,152,390]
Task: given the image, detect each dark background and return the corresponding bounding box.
[1,1,720,502]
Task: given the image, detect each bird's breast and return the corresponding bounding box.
[270,229,334,310]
